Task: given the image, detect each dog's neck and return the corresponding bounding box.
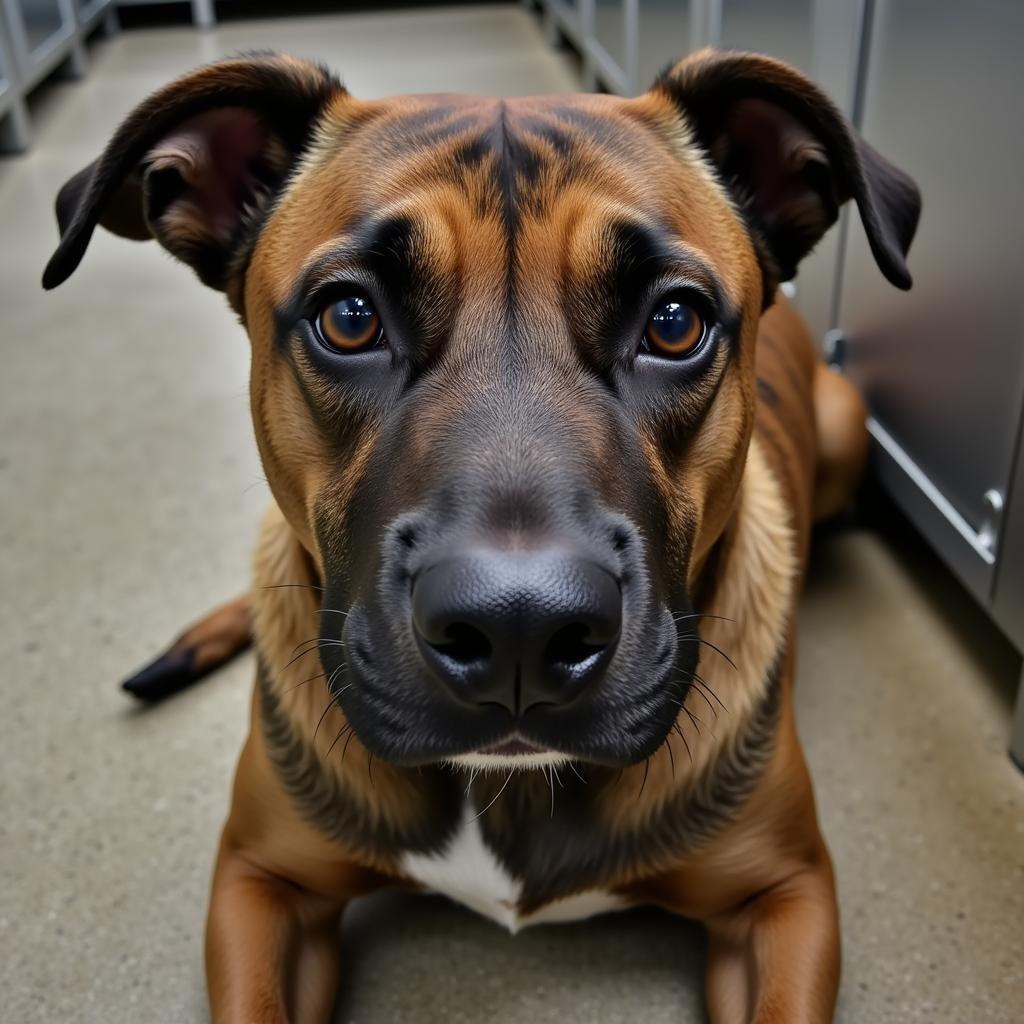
[250,434,795,868]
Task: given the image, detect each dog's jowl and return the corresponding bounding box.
[45,49,919,1023]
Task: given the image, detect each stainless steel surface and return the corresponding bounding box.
[979,488,1004,557]
[869,416,995,600]
[822,327,846,368]
[993,415,1024,652]
[838,0,1024,598]
[720,0,814,71]
[635,0,692,93]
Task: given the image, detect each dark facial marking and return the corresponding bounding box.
[475,656,782,910]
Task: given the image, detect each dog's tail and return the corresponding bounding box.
[121,594,253,700]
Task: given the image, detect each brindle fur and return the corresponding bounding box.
[46,48,919,1023]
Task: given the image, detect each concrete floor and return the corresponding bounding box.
[1,5,1022,1023]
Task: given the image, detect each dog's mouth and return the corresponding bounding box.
[446,733,570,771]
[479,736,547,757]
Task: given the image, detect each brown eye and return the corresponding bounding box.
[643,300,706,358]
[315,293,383,352]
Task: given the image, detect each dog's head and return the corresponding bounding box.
[45,51,918,769]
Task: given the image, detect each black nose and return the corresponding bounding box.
[411,548,622,714]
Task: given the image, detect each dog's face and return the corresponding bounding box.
[250,91,765,769]
[45,52,918,768]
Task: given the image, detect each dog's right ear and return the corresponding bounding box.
[43,53,344,295]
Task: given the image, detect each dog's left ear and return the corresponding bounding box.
[43,52,344,294]
[653,48,921,291]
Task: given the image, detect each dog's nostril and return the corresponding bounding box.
[545,622,606,668]
[434,622,492,665]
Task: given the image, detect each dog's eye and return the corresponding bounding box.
[315,294,383,352]
[642,300,706,358]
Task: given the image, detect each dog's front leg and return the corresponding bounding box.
[703,860,840,1024]
[205,834,343,1024]
[204,726,388,1024]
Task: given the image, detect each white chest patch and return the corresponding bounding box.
[399,805,629,934]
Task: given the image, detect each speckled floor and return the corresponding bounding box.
[2,6,1022,1023]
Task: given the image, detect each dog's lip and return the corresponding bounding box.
[478,736,548,757]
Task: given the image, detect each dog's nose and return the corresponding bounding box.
[411,548,621,713]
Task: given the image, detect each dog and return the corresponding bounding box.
[44,48,919,1023]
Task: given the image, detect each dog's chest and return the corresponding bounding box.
[399,805,628,933]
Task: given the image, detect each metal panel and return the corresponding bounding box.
[720,0,816,72]
[997,424,1024,765]
[635,1,692,94]
[993,412,1024,651]
[836,0,1024,601]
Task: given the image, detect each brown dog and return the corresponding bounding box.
[44,49,919,1023]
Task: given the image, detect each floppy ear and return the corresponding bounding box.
[43,52,343,294]
[654,48,921,291]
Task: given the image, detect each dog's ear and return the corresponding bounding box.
[43,53,343,293]
[653,48,920,291]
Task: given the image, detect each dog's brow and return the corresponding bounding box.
[299,214,421,293]
[273,213,426,340]
[606,219,721,300]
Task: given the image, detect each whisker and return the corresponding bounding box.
[324,723,353,760]
[665,735,676,779]
[686,678,718,719]
[261,583,325,593]
[292,637,346,655]
[569,762,587,785]
[469,770,515,822]
[677,634,738,671]
[672,613,736,624]
[673,721,693,765]
[688,672,729,712]
[637,756,651,798]
[277,641,337,676]
[282,670,326,695]
[340,729,356,768]
[312,699,335,747]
